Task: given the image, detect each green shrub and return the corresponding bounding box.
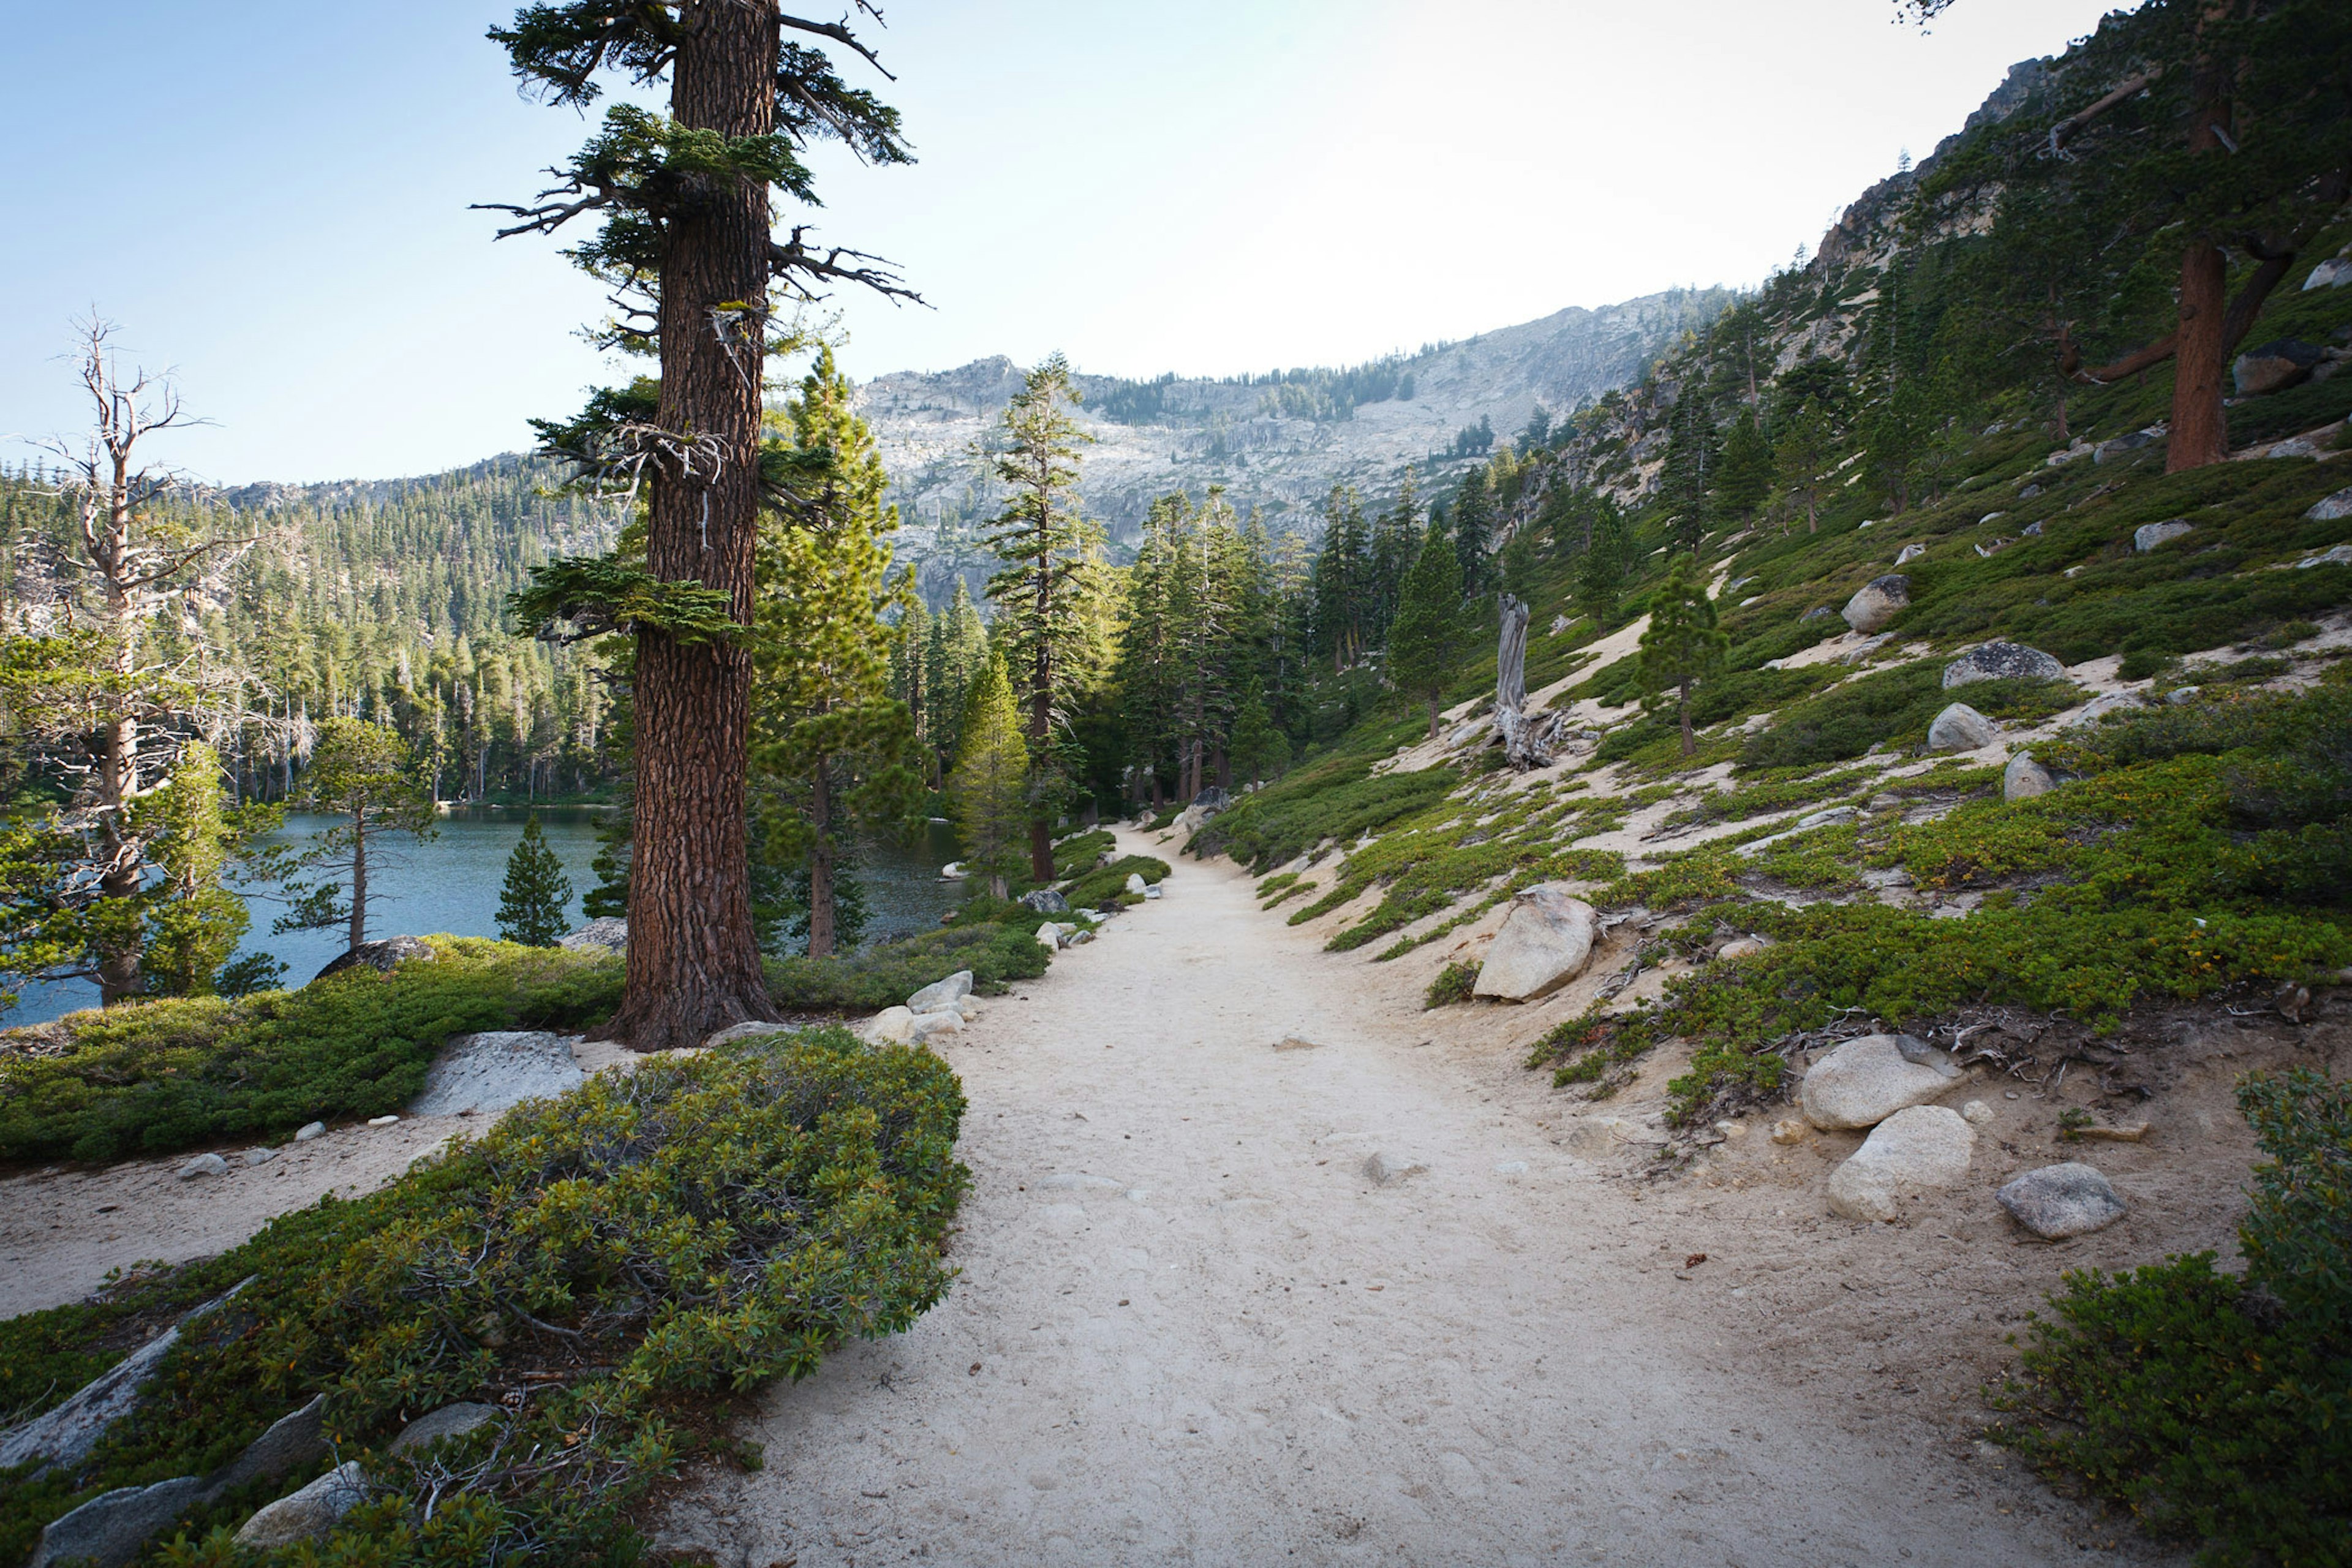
[1423,961,1480,1008]
[1994,1070,2350,1565]
[1191,757,1457,872]
[1061,854,1168,910]
[1050,829,1116,880]
[764,921,1049,1009]
[0,939,624,1165]
[0,1027,967,1566]
[1735,662,2075,772]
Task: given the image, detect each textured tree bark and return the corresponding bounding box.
[600,1,781,1051]
[2169,242,2230,472]
[1493,593,1551,771]
[347,816,368,954]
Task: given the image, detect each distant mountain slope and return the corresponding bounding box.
[857,286,1734,559]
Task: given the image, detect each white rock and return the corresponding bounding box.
[908,1010,963,1042]
[702,1020,791,1049]
[1716,935,1770,961]
[2302,257,2352,290]
[2304,487,2352,522]
[906,969,974,1014]
[1895,542,1927,565]
[939,861,968,880]
[1125,872,1148,896]
[388,1402,497,1455]
[2134,519,2194,553]
[1363,1151,1428,1185]
[241,1147,276,1167]
[1997,1163,2128,1238]
[1801,1033,1962,1130]
[177,1153,229,1180]
[2295,541,2352,567]
[1927,702,1994,752]
[235,1461,369,1548]
[1770,1119,1807,1146]
[294,1121,326,1142]
[556,917,627,954]
[863,1006,916,1045]
[1827,1106,1975,1221]
[1472,884,1598,1001]
[1962,1099,1995,1126]
[367,1115,399,1128]
[1142,886,1163,900]
[1841,574,1912,634]
[1034,922,1064,950]
[2003,752,2054,802]
[410,1032,584,1117]
[1796,805,1856,829]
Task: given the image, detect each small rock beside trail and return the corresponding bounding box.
[2003,752,2054,802]
[1801,1034,1961,1130]
[1565,1117,1665,1158]
[908,970,974,1014]
[703,1020,791,1049]
[367,1115,399,1128]
[1943,642,2065,688]
[1962,1100,1995,1126]
[1472,884,1598,1001]
[1827,1106,1975,1222]
[1363,1152,1427,1186]
[1020,888,1070,915]
[2134,519,2194,553]
[557,917,627,953]
[908,1011,963,1042]
[235,1461,369,1549]
[177,1153,229,1180]
[1998,1163,2128,1238]
[1928,702,1994,752]
[1035,922,1066,949]
[1841,574,1910,633]
[241,1147,276,1167]
[295,1121,326,1142]
[864,1007,915,1044]
[410,1031,584,1118]
[1125,872,1149,895]
[1272,1035,1323,1051]
[1770,1119,1807,1145]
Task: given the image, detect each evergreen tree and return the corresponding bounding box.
[983,355,1102,881]
[274,718,439,956]
[1389,519,1468,739]
[1451,468,1496,601]
[1715,405,1773,522]
[1638,554,1730,758]
[1661,393,1717,552]
[489,1,915,1049]
[137,742,280,997]
[1865,379,1936,514]
[751,349,921,957]
[1774,399,1836,533]
[1574,499,1632,628]
[496,813,575,947]
[949,649,1029,900]
[1227,676,1290,785]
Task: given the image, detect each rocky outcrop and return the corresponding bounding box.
[2003,752,2055,802]
[907,970,975,1014]
[1998,1163,2128,1238]
[389,1402,498,1455]
[312,936,435,983]
[410,1031,583,1117]
[0,1281,251,1476]
[1800,1034,1961,1130]
[1471,885,1599,1001]
[234,1461,369,1549]
[2305,486,2352,522]
[1841,575,1910,633]
[1827,1106,1975,1221]
[1943,643,2064,688]
[2134,519,2194,553]
[1019,888,1070,915]
[557,918,627,953]
[1927,703,1994,752]
[2232,339,2324,396]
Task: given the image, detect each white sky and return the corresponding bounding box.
[0,0,2119,484]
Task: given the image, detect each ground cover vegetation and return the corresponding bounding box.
[0,1025,967,1565]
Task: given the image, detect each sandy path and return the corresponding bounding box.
[668,831,2149,1567]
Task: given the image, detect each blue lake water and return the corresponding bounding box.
[7,807,968,1027]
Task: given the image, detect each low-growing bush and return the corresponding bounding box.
[1423,961,1480,1008]
[1061,854,1168,910]
[1993,1069,2350,1564]
[1736,662,2076,772]
[0,1027,967,1566]
[0,939,623,1166]
[1050,829,1116,880]
[1190,757,1457,872]
[764,921,1049,1009]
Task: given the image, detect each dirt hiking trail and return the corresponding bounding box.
[662,829,2165,1567]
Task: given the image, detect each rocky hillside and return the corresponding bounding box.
[857,286,1732,554]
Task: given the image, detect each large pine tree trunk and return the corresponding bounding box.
[2168,243,2231,472]
[1028,685,1053,881]
[600,2,781,1050]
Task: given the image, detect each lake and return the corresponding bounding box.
[7,807,970,1027]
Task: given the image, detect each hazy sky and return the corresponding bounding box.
[0,0,2119,484]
